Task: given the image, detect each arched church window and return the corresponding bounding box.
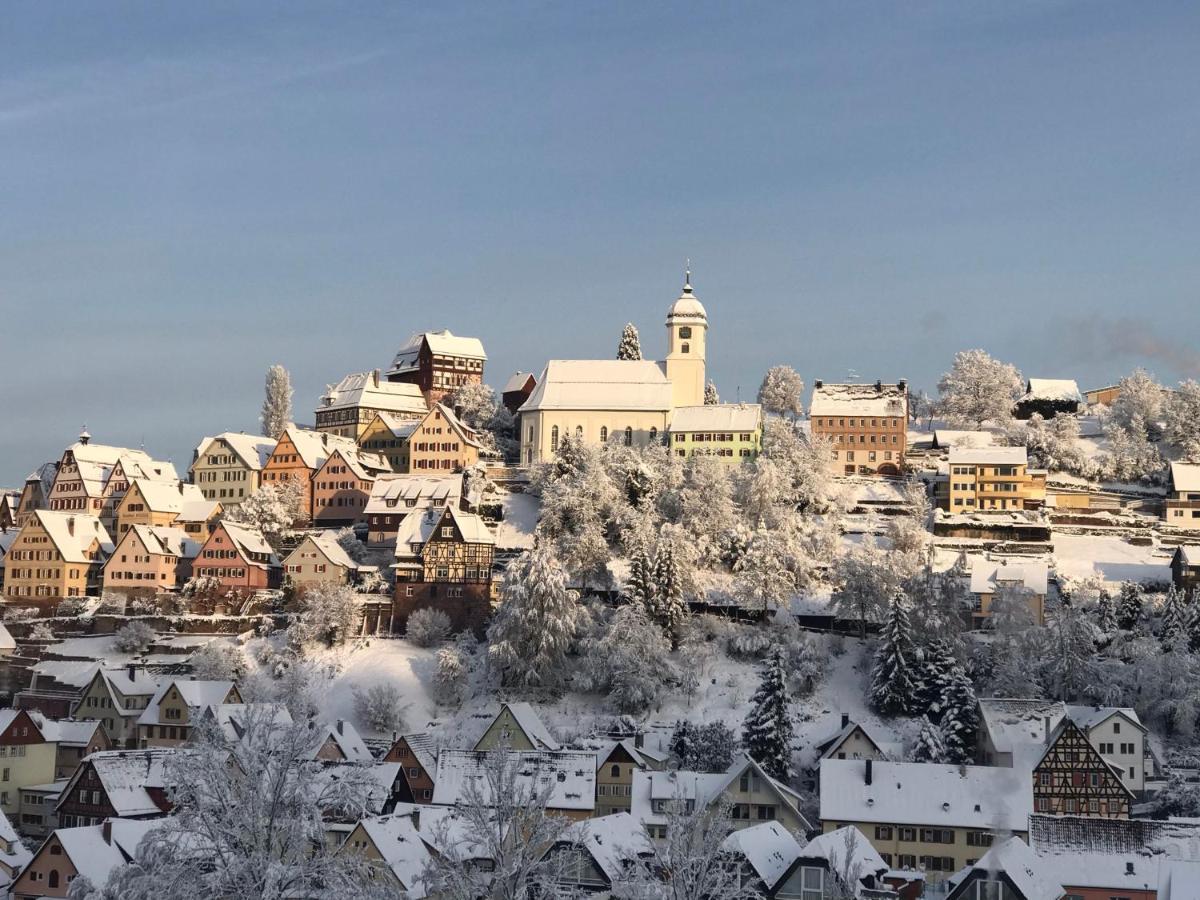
[624,426,633,447]
[600,426,608,442]
[551,426,559,451]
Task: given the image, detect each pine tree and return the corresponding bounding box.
[648,538,688,634]
[1161,585,1187,650]
[936,665,978,764]
[1117,582,1144,631]
[627,545,656,609]
[260,364,293,439]
[1096,589,1117,636]
[911,715,949,763]
[670,720,696,767]
[911,638,958,712]
[617,323,643,360]
[742,648,793,781]
[1188,589,1200,654]
[704,381,720,405]
[870,594,916,716]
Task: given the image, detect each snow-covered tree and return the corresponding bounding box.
[419,749,574,899]
[986,584,1043,698]
[758,418,838,513]
[407,607,452,647]
[1015,413,1099,479]
[676,455,738,565]
[757,365,805,419]
[224,481,303,546]
[1042,603,1098,701]
[1145,772,1200,818]
[617,322,643,360]
[870,595,916,716]
[334,527,369,564]
[1117,582,1145,631]
[935,665,978,764]
[576,603,674,714]
[293,582,362,646]
[704,380,720,405]
[487,545,581,688]
[260,364,293,440]
[1095,589,1118,637]
[352,681,408,734]
[647,535,688,634]
[734,527,797,614]
[1160,586,1188,650]
[189,641,244,681]
[434,634,475,706]
[831,538,914,638]
[112,621,155,654]
[937,349,1023,427]
[1102,420,1164,483]
[909,389,934,426]
[911,639,960,712]
[1109,368,1165,433]
[742,648,793,781]
[93,707,380,899]
[911,715,949,763]
[627,544,657,609]
[1187,592,1200,654]
[1164,380,1200,461]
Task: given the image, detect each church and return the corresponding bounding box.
[517,272,711,465]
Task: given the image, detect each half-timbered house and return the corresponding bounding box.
[1032,719,1133,819]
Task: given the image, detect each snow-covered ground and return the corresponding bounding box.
[1051,533,1172,585]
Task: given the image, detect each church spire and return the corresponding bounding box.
[684,259,692,292]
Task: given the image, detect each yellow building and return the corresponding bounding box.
[947,446,1046,512]
[136,679,242,748]
[112,478,217,538]
[190,432,277,508]
[596,739,665,817]
[314,370,428,440]
[407,404,491,474]
[102,525,201,596]
[282,531,360,589]
[518,272,709,465]
[969,558,1048,626]
[358,412,419,472]
[0,710,58,818]
[668,403,762,465]
[473,702,560,752]
[2,511,113,610]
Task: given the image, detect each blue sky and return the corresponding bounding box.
[3,1,1199,484]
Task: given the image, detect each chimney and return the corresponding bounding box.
[1125,861,1135,876]
[898,379,908,393]
[841,713,850,729]
[1044,716,1051,742]
[373,369,381,387]
[67,516,75,536]
[127,663,135,681]
[336,719,344,736]
[865,759,873,786]
[101,819,112,845]
[874,379,882,393]
[814,379,823,390]
[178,482,185,494]
[635,732,644,749]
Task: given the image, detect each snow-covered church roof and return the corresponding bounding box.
[666,275,707,322]
[518,359,673,413]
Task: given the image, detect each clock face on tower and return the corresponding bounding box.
[678,326,692,339]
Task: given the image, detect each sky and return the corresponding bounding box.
[2,1,1199,485]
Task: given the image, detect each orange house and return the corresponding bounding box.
[311,448,391,527]
[192,522,281,596]
[261,426,359,524]
[102,525,201,596]
[407,404,492,474]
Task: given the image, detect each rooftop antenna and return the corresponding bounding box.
[846,368,860,383]
[684,259,691,290]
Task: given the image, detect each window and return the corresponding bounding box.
[799,866,822,900]
[875,826,892,840]
[600,426,608,442]
[678,326,692,339]
[551,426,559,452]
[624,426,633,447]
[611,764,620,778]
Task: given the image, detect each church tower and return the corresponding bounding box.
[664,268,707,409]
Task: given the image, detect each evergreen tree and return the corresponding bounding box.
[627,545,656,609]
[648,538,688,634]
[1161,585,1187,650]
[1188,590,1200,654]
[1117,582,1144,631]
[1042,603,1098,701]
[260,364,293,439]
[617,323,643,360]
[704,381,720,405]
[936,665,978,764]
[669,720,696,767]
[1096,589,1117,636]
[912,639,958,712]
[487,545,582,688]
[741,648,793,781]
[870,594,916,716]
[911,715,949,763]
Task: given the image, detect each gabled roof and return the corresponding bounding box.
[815,721,885,760]
[432,750,596,811]
[122,479,206,515]
[0,622,14,652]
[669,403,762,433]
[502,372,535,394]
[319,371,428,417]
[559,812,654,884]
[970,559,1049,595]
[519,359,673,413]
[1065,704,1144,733]
[978,698,1066,762]
[0,532,19,566]
[477,702,558,751]
[809,382,907,418]
[286,531,359,570]
[122,525,202,560]
[0,709,44,741]
[1174,545,1200,569]
[58,749,174,817]
[1034,719,1136,799]
[633,755,809,830]
[1023,379,1084,405]
[277,426,359,471]
[950,837,1063,900]
[322,447,392,482]
[388,330,487,377]
[198,703,294,743]
[440,505,495,545]
[394,733,438,773]
[949,445,1030,467]
[800,825,889,880]
[365,474,460,515]
[721,820,803,890]
[36,717,105,748]
[818,759,1032,832]
[136,679,237,727]
[216,521,280,567]
[355,814,434,897]
[366,411,421,440]
[97,666,161,700]
[0,807,33,872]
[426,404,485,451]
[316,720,373,762]
[1170,462,1200,493]
[193,432,277,472]
[43,819,159,887]
[32,510,114,562]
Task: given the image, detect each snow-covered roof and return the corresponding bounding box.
[99,665,161,699]
[721,821,803,890]
[61,749,174,817]
[444,506,495,545]
[502,371,535,394]
[801,825,890,881]
[969,559,1049,595]
[1159,861,1200,900]
[819,759,1032,833]
[287,531,360,570]
[316,720,373,762]
[0,710,44,740]
[365,474,460,515]
[494,491,538,552]
[1175,545,1200,569]
[432,750,596,811]
[33,510,114,562]
[31,659,103,689]
[518,360,673,413]
[193,432,277,472]
[37,717,104,747]
[324,447,392,482]
[356,813,433,897]
[198,703,294,743]
[427,404,485,451]
[633,755,807,829]
[561,812,654,882]
[1170,462,1200,493]
[1029,812,1200,859]
[816,721,885,760]
[948,445,1030,467]
[137,679,236,727]
[50,819,160,886]
[125,478,207,515]
[279,426,360,471]
[1022,379,1084,404]
[667,278,707,321]
[0,622,14,651]
[124,525,202,560]
[388,330,487,377]
[809,382,907,418]
[1033,846,1165,893]
[669,403,762,433]
[932,430,997,450]
[396,733,438,773]
[0,807,32,871]
[318,371,428,418]
[959,837,1063,900]
[217,521,280,567]
[503,702,560,751]
[0,531,18,565]
[978,698,1065,761]
[369,411,422,439]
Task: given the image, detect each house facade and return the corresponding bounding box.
[2,511,113,608]
[947,446,1047,512]
[314,369,428,439]
[136,679,242,748]
[112,479,215,539]
[190,432,277,508]
[1033,719,1134,818]
[667,403,762,465]
[102,525,200,595]
[502,372,537,415]
[0,710,58,819]
[56,750,173,827]
[969,558,1049,626]
[192,522,281,596]
[407,404,490,474]
[386,329,488,405]
[390,505,496,635]
[282,531,360,589]
[1165,462,1200,529]
[1015,379,1085,419]
[810,380,909,476]
[1171,545,1200,593]
[261,426,360,523]
[311,448,390,527]
[357,412,418,472]
[383,733,437,803]
[72,667,160,749]
[364,474,460,549]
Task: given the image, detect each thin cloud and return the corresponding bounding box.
[1062,315,1200,380]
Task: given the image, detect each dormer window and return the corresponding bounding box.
[679,326,692,339]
